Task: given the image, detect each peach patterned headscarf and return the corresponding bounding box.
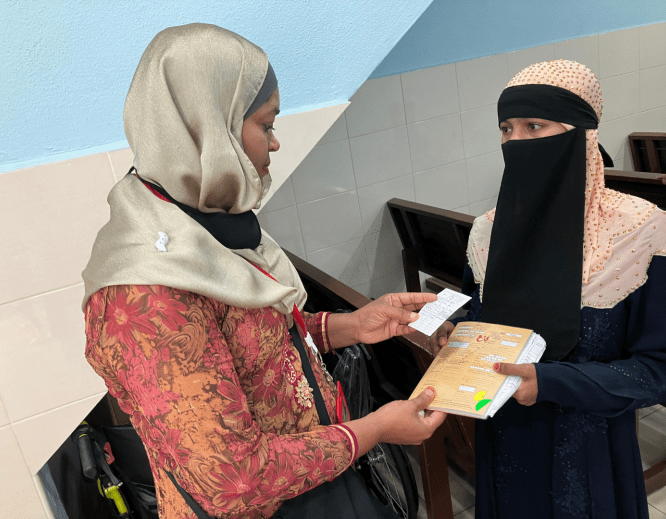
[467,60,666,309]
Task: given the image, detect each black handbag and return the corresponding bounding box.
[166,325,400,519]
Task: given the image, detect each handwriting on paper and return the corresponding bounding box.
[409,288,472,337]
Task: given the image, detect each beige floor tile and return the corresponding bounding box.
[454,506,475,519]
[650,484,666,514]
[448,463,476,514]
[0,396,9,427]
[640,405,663,420]
[107,148,134,182]
[650,503,666,519]
[639,407,666,471]
[0,425,48,519]
[0,284,107,423]
[13,392,106,475]
[0,152,115,305]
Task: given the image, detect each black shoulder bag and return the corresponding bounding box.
[165,325,400,519]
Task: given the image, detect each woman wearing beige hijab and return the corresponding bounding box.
[82,24,445,519]
[441,60,666,518]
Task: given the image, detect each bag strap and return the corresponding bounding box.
[164,326,331,518]
[288,325,332,426]
[164,471,214,519]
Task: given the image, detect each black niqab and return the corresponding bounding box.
[481,83,609,361]
[482,129,587,360]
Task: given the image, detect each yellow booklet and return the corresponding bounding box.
[409,321,546,419]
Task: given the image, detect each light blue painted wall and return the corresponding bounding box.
[1,1,432,173]
[372,0,666,78]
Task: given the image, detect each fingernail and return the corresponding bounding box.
[410,312,419,321]
[493,363,500,371]
[425,387,434,397]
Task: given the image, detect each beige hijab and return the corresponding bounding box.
[467,60,666,309]
[82,24,306,316]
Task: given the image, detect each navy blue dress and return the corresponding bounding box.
[452,256,666,519]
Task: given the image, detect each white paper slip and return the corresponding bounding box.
[409,288,472,337]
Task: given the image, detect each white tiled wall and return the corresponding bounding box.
[257,22,666,300]
[2,22,666,517]
[0,103,349,518]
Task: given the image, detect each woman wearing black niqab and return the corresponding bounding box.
[446,60,666,519]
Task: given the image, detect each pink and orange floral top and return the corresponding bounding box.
[84,284,357,519]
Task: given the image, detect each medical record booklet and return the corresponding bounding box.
[410,322,546,419]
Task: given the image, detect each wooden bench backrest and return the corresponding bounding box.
[387,198,475,290]
[284,248,457,519]
[604,168,666,209]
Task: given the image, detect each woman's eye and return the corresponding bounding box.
[264,124,275,132]
[528,123,543,131]
[500,126,511,133]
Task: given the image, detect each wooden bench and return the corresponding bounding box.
[285,249,458,519]
[387,198,475,294]
[386,199,478,512]
[628,132,666,173]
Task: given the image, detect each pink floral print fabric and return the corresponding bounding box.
[85,284,354,519]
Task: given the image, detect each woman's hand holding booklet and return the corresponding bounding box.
[409,322,546,419]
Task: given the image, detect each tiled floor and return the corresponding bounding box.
[407,404,666,518]
[643,406,666,518]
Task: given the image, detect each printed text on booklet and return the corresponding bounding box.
[410,322,546,419]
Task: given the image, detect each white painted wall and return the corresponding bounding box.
[1,1,432,173]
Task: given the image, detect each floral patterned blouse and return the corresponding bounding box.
[85,284,358,519]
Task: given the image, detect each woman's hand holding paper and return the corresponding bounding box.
[327,292,437,349]
[424,320,455,357]
[493,362,538,406]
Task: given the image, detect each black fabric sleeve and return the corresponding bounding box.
[535,256,666,417]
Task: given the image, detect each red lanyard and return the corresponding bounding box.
[250,264,307,337]
[250,262,349,423]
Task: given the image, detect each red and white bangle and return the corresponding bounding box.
[321,311,332,353]
[333,424,359,462]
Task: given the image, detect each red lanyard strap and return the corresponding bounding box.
[250,261,347,423]
[250,263,307,337]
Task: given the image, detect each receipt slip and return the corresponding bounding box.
[409,321,546,419]
[409,288,472,337]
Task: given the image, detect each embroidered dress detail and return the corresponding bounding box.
[281,339,315,409]
[455,256,666,519]
[295,376,314,409]
[251,262,336,387]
